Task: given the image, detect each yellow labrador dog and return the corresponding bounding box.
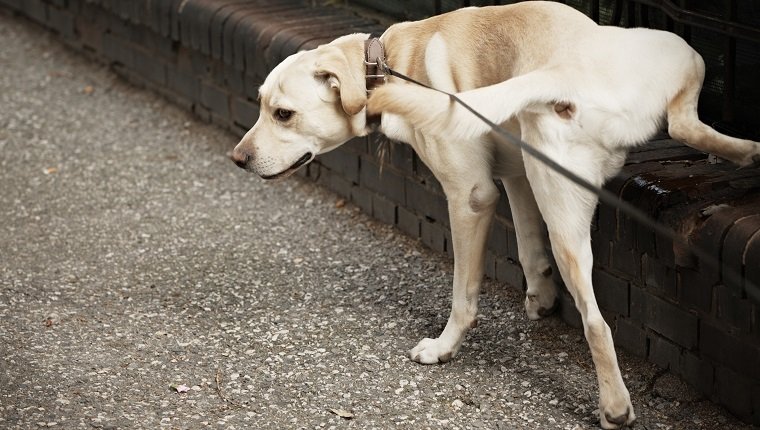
[231,1,760,427]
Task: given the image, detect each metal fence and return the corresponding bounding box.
[347,0,760,138]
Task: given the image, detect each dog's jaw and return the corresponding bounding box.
[260,152,314,180]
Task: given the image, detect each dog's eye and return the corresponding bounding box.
[274,109,294,121]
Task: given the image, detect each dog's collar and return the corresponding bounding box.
[364,34,386,130]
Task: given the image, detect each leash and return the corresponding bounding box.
[371,55,760,304]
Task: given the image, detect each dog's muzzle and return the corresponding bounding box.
[230,148,313,180]
[260,152,313,180]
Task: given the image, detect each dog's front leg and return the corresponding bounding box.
[410,169,499,364]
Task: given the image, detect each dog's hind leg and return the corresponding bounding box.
[408,140,500,364]
[521,130,635,429]
[667,57,760,167]
[502,175,558,319]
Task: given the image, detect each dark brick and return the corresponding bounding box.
[396,206,419,239]
[714,284,752,332]
[420,220,447,255]
[231,97,258,129]
[135,29,176,61]
[47,6,75,38]
[189,47,213,76]
[133,48,166,86]
[700,319,760,380]
[318,148,359,185]
[693,205,739,281]
[200,81,229,119]
[102,33,134,67]
[610,244,641,281]
[372,194,396,226]
[192,103,212,123]
[106,11,133,38]
[643,254,677,299]
[170,0,182,41]
[648,334,680,370]
[593,267,629,317]
[0,0,21,10]
[413,153,436,185]
[678,350,714,396]
[487,221,509,257]
[359,156,405,205]
[484,252,496,280]
[630,285,698,349]
[677,267,713,314]
[389,141,413,174]
[191,0,229,54]
[614,317,647,357]
[722,214,760,294]
[597,202,616,242]
[506,224,520,262]
[344,137,368,156]
[443,229,453,260]
[22,0,47,24]
[714,365,753,421]
[157,0,173,37]
[635,222,657,256]
[76,19,105,53]
[495,188,512,220]
[350,185,372,215]
[167,66,200,102]
[238,8,311,74]
[495,257,524,292]
[559,291,582,329]
[747,233,760,306]
[655,232,676,267]
[265,16,364,66]
[209,0,254,60]
[592,238,612,267]
[405,179,449,227]
[329,173,353,201]
[223,65,245,95]
[223,5,273,66]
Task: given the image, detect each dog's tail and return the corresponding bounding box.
[666,54,760,167]
[367,69,573,142]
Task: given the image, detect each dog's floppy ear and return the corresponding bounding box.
[314,46,366,116]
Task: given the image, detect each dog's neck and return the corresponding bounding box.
[364,35,386,131]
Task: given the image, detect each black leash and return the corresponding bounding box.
[375,58,760,304]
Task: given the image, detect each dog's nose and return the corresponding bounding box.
[230,148,250,169]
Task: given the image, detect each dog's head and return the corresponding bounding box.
[231,35,369,179]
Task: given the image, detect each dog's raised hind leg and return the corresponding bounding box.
[667,55,760,167]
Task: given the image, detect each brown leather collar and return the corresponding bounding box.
[364,35,385,130]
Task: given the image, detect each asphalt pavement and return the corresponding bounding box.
[0,10,750,430]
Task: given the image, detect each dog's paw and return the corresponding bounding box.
[599,390,636,429]
[738,153,760,169]
[525,293,559,320]
[409,337,456,364]
[524,275,559,320]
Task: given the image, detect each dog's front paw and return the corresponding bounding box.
[599,389,636,429]
[409,337,456,364]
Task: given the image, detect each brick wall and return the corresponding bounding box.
[3,0,759,423]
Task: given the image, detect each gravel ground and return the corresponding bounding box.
[0,10,750,430]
